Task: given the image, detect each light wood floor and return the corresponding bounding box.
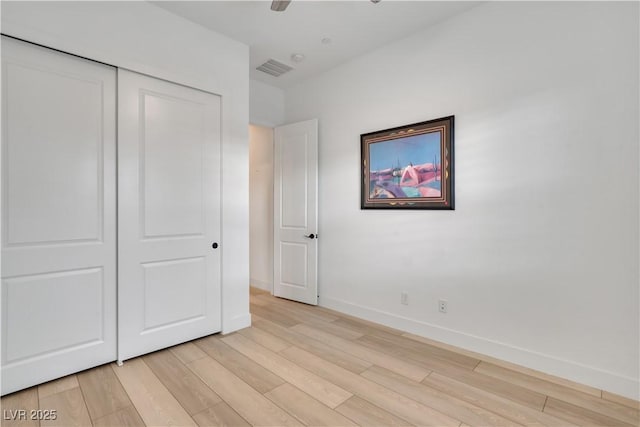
[2,287,638,427]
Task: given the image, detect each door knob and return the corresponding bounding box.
[304,234,316,239]
[212,242,219,249]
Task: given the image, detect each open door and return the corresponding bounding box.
[273,119,318,305]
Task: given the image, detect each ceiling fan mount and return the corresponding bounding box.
[270,0,291,12]
[271,0,380,12]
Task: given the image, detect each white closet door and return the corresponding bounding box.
[117,70,222,362]
[1,37,117,395]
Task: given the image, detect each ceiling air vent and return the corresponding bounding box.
[256,59,293,77]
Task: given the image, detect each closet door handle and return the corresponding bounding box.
[212,242,219,249]
[304,234,316,239]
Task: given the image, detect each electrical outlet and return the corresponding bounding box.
[401,292,408,305]
[438,299,448,313]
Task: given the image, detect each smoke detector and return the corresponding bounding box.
[290,53,305,63]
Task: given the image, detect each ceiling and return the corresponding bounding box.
[152,1,479,89]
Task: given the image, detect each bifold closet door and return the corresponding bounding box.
[117,70,222,362]
[1,37,117,395]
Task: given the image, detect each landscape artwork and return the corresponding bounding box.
[361,116,454,209]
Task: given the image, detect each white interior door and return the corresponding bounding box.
[117,70,222,362]
[274,119,318,305]
[1,37,117,395]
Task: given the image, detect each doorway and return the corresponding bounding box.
[249,119,319,305]
[249,125,275,293]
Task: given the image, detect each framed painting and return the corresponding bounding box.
[361,116,454,210]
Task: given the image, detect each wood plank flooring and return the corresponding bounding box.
[2,287,638,427]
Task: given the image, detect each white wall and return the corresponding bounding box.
[250,79,285,127]
[249,125,274,292]
[284,1,639,399]
[1,1,252,333]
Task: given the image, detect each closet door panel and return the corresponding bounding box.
[118,70,221,362]
[3,268,104,361]
[5,62,103,245]
[1,37,117,395]
[142,92,205,238]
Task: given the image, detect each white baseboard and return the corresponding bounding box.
[222,313,251,334]
[319,296,639,401]
[250,278,272,292]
